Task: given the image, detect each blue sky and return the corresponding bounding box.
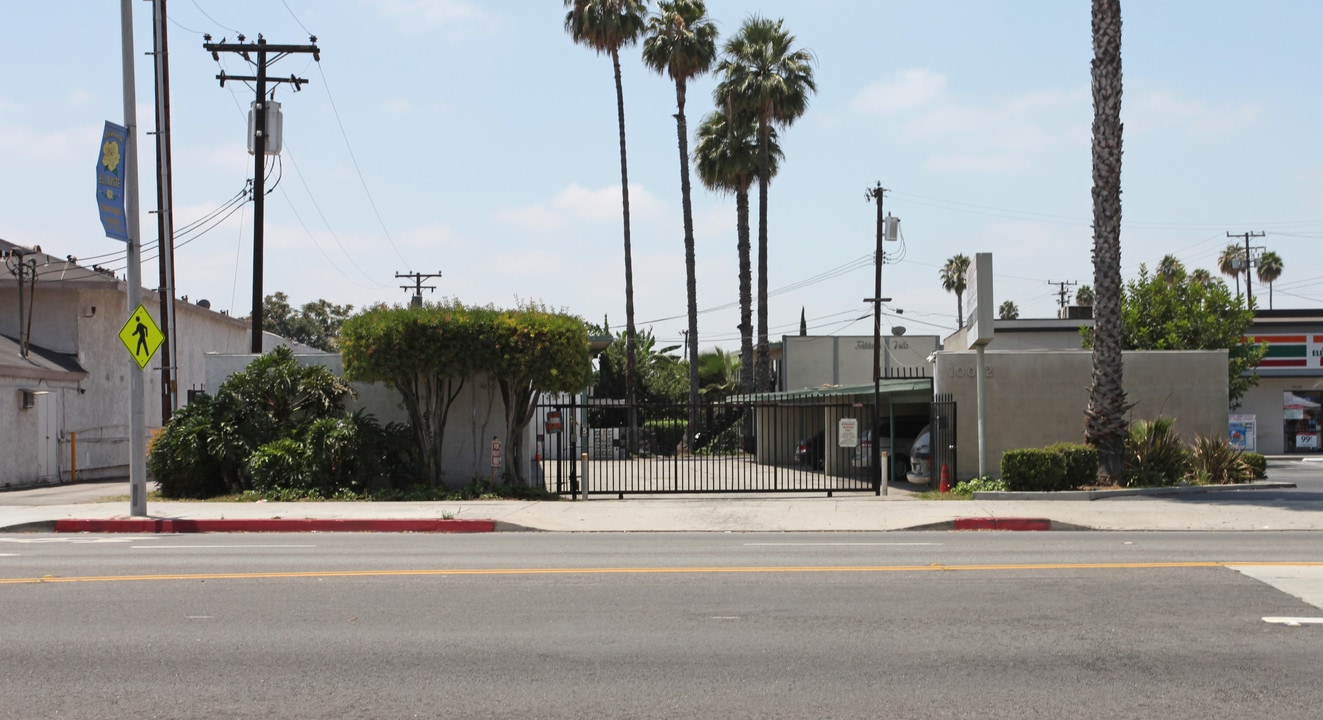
[3,1,1320,352]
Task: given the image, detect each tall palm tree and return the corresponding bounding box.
[642,0,717,446]
[939,254,971,327]
[998,300,1019,320]
[1084,0,1127,483]
[1156,254,1185,284]
[715,16,816,391]
[1256,250,1283,309]
[693,108,782,395]
[1189,269,1212,287]
[564,0,647,426]
[1075,285,1095,306]
[1218,243,1244,298]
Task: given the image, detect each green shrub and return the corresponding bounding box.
[1189,435,1252,485]
[1124,417,1191,487]
[1045,442,1098,489]
[247,438,308,492]
[1001,448,1067,491]
[642,418,687,456]
[952,476,1009,496]
[148,394,227,499]
[1241,452,1267,480]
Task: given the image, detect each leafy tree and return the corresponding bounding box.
[715,15,816,391]
[694,107,781,394]
[1085,0,1127,483]
[643,0,718,448]
[939,254,971,327]
[564,0,647,428]
[259,292,353,352]
[998,300,1019,320]
[592,326,684,404]
[340,302,489,487]
[341,303,592,488]
[1083,264,1267,408]
[1256,250,1283,309]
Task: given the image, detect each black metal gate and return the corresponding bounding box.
[927,393,957,484]
[532,400,880,497]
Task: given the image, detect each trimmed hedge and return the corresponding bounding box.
[1045,443,1098,489]
[1000,448,1068,492]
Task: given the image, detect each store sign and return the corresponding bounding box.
[1251,334,1323,369]
[1228,414,1256,452]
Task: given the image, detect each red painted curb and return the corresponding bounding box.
[52,518,496,534]
[953,517,1052,532]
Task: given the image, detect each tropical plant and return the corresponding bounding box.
[1217,243,1245,298]
[1256,250,1283,309]
[643,0,717,447]
[1075,285,1095,306]
[998,300,1019,320]
[694,107,782,394]
[1189,434,1252,485]
[1123,417,1191,487]
[563,0,648,426]
[1156,254,1185,285]
[715,15,816,391]
[697,346,740,401]
[1084,0,1127,484]
[939,254,971,327]
[1189,269,1212,287]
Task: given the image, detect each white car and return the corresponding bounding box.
[906,425,933,484]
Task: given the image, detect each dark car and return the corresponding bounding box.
[795,430,825,470]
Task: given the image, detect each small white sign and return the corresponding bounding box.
[838,418,859,448]
[1296,433,1319,450]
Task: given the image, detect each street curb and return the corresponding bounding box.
[51,518,497,534]
[973,481,1295,501]
[953,517,1053,531]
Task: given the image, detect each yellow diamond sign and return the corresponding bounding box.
[119,304,164,369]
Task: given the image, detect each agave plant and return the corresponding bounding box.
[1123,417,1191,487]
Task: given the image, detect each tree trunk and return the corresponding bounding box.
[1084,0,1128,483]
[736,187,753,395]
[611,47,639,453]
[674,77,701,450]
[755,117,772,392]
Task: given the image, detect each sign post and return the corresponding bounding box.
[966,253,995,478]
[490,436,502,481]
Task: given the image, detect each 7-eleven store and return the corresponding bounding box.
[1240,310,1323,454]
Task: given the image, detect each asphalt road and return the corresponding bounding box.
[2,532,1320,719]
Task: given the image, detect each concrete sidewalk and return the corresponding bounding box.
[2,479,1320,533]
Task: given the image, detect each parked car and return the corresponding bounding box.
[795,430,825,470]
[906,424,933,484]
[852,417,928,481]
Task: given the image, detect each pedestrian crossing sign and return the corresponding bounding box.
[119,304,164,369]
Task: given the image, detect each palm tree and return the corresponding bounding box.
[1156,254,1185,284]
[1084,0,1127,483]
[939,254,971,327]
[1218,243,1244,298]
[998,300,1019,320]
[715,16,816,391]
[642,0,717,447]
[563,0,647,429]
[1189,269,1212,287]
[1256,250,1283,309]
[1075,285,1095,306]
[693,108,782,394]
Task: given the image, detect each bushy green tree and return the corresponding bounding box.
[259,292,354,352]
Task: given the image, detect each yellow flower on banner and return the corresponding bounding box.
[102,140,120,172]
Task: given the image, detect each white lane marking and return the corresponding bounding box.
[0,553,19,557]
[710,616,742,620]
[131,544,317,549]
[1230,565,1323,611]
[743,542,941,547]
[186,616,214,620]
[0,537,155,544]
[1263,617,1323,627]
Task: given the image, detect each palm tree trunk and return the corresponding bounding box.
[674,77,700,449]
[755,117,771,391]
[736,187,753,395]
[956,291,964,330]
[1084,0,1127,483]
[611,47,639,451]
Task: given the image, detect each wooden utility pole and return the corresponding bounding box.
[203,34,319,352]
[396,271,441,307]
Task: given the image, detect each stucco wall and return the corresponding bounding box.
[934,349,1228,480]
[782,335,938,390]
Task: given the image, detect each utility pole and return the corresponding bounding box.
[1227,231,1265,308]
[119,0,148,517]
[396,270,441,307]
[863,182,894,496]
[1047,280,1078,311]
[203,34,320,352]
[152,0,179,422]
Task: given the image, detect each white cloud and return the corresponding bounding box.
[850,68,947,115]
[495,183,666,232]
[1125,88,1260,138]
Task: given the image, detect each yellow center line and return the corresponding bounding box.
[2,561,1321,585]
